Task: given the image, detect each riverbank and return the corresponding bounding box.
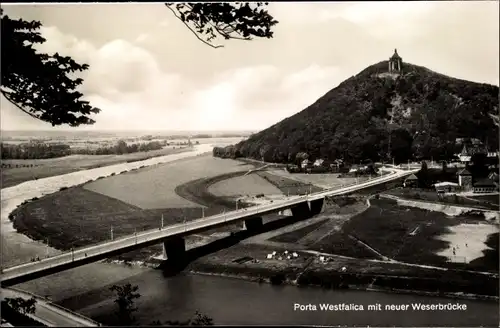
[181,241,499,302]
[3,154,498,312]
[1,147,192,189]
[1,145,214,268]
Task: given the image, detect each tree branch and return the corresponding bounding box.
[1,90,42,121]
[165,4,224,49]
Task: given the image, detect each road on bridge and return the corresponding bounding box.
[1,166,417,286]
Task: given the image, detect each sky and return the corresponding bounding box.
[1,1,499,132]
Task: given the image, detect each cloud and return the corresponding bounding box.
[1,2,498,132]
[2,24,356,132]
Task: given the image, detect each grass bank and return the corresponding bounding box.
[1,147,190,189]
[185,242,499,300]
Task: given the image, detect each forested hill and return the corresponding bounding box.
[225,61,499,164]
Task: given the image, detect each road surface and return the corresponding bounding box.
[1,167,417,287]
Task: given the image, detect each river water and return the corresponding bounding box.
[2,144,499,327]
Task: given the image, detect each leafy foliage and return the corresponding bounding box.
[1,4,277,126]
[165,2,278,48]
[110,283,141,325]
[227,61,499,164]
[150,311,214,326]
[4,297,37,315]
[1,9,100,126]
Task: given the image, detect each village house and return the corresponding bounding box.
[348,164,366,174]
[473,178,497,193]
[301,159,310,169]
[433,182,460,194]
[403,174,418,188]
[313,159,324,167]
[456,139,497,165]
[457,168,473,191]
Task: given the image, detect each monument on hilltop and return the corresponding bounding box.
[388,49,403,74]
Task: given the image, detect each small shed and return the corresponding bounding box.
[403,174,418,188]
[433,182,460,193]
[473,179,497,193]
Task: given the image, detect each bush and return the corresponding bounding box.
[59,186,68,191]
[270,274,285,285]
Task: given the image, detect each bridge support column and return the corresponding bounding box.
[308,198,325,216]
[291,202,312,220]
[243,217,264,232]
[162,237,186,263]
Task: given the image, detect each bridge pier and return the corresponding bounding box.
[308,198,324,216]
[162,237,186,263]
[291,202,313,220]
[243,217,264,232]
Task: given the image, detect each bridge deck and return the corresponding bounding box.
[1,168,417,286]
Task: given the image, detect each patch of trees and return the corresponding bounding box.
[1,142,71,159]
[1,297,44,327]
[213,146,242,159]
[226,61,498,164]
[416,161,464,189]
[0,140,169,159]
[74,140,164,155]
[1,4,277,127]
[110,283,213,326]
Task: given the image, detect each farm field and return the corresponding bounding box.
[83,155,255,209]
[264,169,369,189]
[208,173,284,198]
[314,198,498,272]
[1,146,190,189]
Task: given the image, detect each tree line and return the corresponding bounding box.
[73,140,165,156]
[0,139,171,159]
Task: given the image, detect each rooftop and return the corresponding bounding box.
[457,168,471,175]
[433,182,459,187]
[390,49,402,60]
[405,174,418,180]
[474,178,496,187]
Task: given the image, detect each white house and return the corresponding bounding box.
[301,159,310,169]
[313,159,324,167]
[433,182,460,193]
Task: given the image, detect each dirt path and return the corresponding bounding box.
[298,214,352,246]
[347,234,394,262]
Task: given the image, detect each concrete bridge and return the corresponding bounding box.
[1,167,418,287]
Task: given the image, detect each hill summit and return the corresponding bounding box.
[223,51,499,164]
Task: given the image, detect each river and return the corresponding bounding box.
[1,144,499,327]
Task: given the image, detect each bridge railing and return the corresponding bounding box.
[6,287,102,326]
[4,167,415,273]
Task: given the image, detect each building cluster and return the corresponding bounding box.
[403,138,499,195]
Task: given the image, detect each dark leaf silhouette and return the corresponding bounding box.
[1,9,101,127]
[165,2,278,48]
